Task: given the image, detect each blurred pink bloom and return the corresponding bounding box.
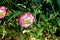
[0,6,6,18]
[18,12,34,28]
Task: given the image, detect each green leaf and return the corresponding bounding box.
[57,0,60,8]
[7,11,20,22]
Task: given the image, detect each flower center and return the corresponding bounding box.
[23,18,30,24]
[0,11,3,16]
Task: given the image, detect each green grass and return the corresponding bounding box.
[0,0,60,40]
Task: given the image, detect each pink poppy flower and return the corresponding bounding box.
[0,6,6,18]
[18,12,34,28]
